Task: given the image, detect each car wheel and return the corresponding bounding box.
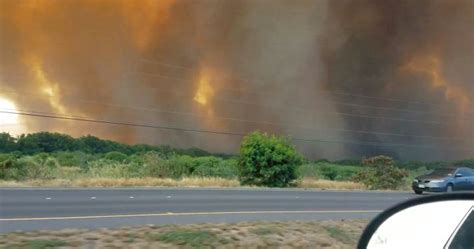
[414,190,423,195]
[447,184,454,193]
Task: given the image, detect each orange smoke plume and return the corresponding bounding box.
[121,0,175,51]
[401,54,471,113]
[23,55,67,114]
[194,69,215,107]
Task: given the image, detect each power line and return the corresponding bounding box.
[138,57,261,91]
[1,88,464,141]
[138,56,462,109]
[115,80,458,126]
[1,109,471,151]
[125,70,470,119]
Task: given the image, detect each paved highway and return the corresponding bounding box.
[0,187,415,232]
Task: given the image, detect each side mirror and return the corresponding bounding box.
[455,173,463,178]
[358,193,474,249]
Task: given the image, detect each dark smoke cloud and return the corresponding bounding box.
[321,0,474,160]
[0,0,472,160]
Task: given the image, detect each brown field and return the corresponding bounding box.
[0,220,369,249]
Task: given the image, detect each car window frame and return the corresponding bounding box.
[445,207,474,249]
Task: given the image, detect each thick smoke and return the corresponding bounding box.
[0,0,472,160]
[321,0,474,160]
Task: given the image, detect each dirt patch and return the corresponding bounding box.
[0,220,369,248]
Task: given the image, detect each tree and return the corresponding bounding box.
[238,131,304,187]
[0,133,17,152]
[353,155,408,190]
[16,132,78,154]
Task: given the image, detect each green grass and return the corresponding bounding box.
[297,162,362,181]
[147,230,221,248]
[6,239,68,249]
[323,226,352,244]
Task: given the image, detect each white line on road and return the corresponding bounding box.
[0,210,381,222]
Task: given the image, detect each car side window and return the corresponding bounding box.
[457,169,470,176]
[463,169,474,176]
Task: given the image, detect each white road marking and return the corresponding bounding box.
[166,196,172,199]
[0,210,382,222]
[45,197,52,200]
[90,197,96,200]
[129,196,134,199]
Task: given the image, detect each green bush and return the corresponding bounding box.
[104,151,129,162]
[192,158,239,179]
[296,163,361,181]
[454,159,474,168]
[141,152,192,179]
[353,156,408,190]
[86,160,134,178]
[52,151,94,168]
[238,132,304,187]
[169,155,195,174]
[190,156,220,170]
[0,153,21,179]
[318,164,339,180]
[12,156,60,180]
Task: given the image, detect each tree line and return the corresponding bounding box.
[0,132,228,158]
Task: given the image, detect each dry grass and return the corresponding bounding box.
[0,177,240,188]
[297,178,366,190]
[0,177,369,190]
[0,220,369,248]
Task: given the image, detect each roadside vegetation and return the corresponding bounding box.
[0,131,470,190]
[0,220,368,248]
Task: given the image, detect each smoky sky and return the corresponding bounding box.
[0,0,473,160]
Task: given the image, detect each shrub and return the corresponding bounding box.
[353,156,408,190]
[104,151,129,162]
[86,159,136,178]
[296,163,361,181]
[0,153,21,179]
[141,152,192,179]
[238,131,304,187]
[454,159,474,168]
[13,156,60,180]
[52,151,93,168]
[192,158,239,179]
[170,155,195,173]
[318,164,339,180]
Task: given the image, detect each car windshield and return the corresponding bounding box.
[428,168,456,177]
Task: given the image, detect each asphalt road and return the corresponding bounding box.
[0,187,415,232]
